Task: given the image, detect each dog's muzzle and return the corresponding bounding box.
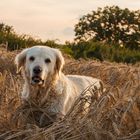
[31,66,44,85]
[31,76,44,85]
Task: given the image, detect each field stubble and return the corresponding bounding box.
[0,49,140,140]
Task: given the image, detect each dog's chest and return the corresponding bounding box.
[28,87,64,113]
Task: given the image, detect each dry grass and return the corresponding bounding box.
[0,48,140,140]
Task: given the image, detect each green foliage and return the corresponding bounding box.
[61,46,73,56]
[75,6,140,50]
[0,23,55,50]
[0,22,139,64]
[67,41,140,64]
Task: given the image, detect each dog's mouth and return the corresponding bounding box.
[31,76,44,86]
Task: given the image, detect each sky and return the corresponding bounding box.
[0,0,140,43]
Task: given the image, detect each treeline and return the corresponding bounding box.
[72,6,140,63]
[0,23,58,50]
[0,6,140,64]
[64,41,140,64]
[0,22,140,64]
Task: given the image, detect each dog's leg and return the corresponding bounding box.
[21,83,30,100]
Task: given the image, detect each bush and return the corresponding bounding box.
[66,41,140,64]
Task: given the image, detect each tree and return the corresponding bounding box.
[74,6,140,49]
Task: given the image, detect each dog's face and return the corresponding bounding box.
[15,46,64,86]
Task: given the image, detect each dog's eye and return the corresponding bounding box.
[45,58,51,63]
[29,56,35,61]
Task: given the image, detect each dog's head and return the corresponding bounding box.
[15,46,64,86]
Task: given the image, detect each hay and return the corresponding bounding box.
[0,50,140,140]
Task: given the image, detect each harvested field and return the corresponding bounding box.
[0,49,140,140]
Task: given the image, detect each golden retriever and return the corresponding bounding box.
[15,46,103,125]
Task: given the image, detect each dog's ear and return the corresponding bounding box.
[15,49,28,73]
[54,48,65,75]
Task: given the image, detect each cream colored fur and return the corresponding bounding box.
[15,46,102,117]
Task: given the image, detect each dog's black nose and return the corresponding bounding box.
[33,66,42,74]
